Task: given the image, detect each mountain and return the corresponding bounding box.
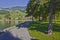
[0,6,27,14]
[0,6,26,10]
[11,6,26,9]
[10,6,27,11]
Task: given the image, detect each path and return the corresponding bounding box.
[0,21,33,40]
[9,27,31,40]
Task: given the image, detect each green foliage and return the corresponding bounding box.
[0,9,26,20]
[26,0,49,21]
[0,10,9,14]
[26,0,60,21]
[0,14,5,19]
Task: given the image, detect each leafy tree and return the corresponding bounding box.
[48,0,60,35]
[26,0,49,21]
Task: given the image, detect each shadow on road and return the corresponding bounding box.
[16,21,38,40]
[16,21,32,28]
[0,31,21,40]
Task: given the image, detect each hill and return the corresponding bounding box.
[0,6,26,12]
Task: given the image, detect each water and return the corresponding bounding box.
[0,21,21,30]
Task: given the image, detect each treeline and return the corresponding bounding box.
[26,0,60,21]
[0,10,25,20]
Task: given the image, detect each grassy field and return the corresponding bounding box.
[28,21,60,40]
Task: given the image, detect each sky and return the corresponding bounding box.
[0,0,29,8]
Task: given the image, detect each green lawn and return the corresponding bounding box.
[28,21,60,40]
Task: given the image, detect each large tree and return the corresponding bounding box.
[48,0,60,35]
[48,0,53,35]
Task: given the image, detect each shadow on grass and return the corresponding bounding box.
[53,23,60,32]
[0,31,21,40]
[29,21,60,34]
[31,38,38,40]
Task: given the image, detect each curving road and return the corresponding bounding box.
[0,21,32,40]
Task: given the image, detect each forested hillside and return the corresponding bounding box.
[0,6,26,20]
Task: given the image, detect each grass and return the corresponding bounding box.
[28,21,60,40]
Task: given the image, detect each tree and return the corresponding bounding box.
[48,0,53,35]
[48,0,60,35]
[26,0,50,21]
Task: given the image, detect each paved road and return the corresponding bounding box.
[10,27,31,40]
[0,21,32,40]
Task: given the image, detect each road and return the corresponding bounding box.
[0,21,33,40]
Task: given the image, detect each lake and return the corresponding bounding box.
[0,21,21,30]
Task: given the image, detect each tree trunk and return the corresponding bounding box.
[32,16,34,21]
[48,0,53,35]
[39,15,40,21]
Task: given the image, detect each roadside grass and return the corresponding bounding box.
[28,21,60,40]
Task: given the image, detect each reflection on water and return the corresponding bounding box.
[0,20,21,30]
